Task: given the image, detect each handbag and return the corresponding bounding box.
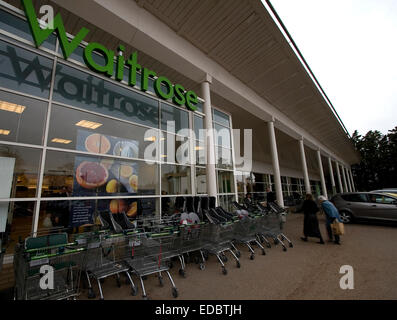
[331,220,345,235]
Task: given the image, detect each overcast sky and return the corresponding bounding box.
[267,0,397,136]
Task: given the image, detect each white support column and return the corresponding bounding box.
[335,162,343,193]
[341,165,348,193]
[316,150,327,198]
[298,138,311,195]
[201,74,217,200]
[268,119,284,207]
[349,169,356,192]
[346,167,353,192]
[328,157,336,195]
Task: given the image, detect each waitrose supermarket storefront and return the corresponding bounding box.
[0,0,359,288]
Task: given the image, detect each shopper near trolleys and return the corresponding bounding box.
[318,195,342,245]
[297,194,324,244]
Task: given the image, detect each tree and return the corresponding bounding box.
[351,126,397,191]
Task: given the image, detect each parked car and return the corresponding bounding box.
[370,189,397,198]
[331,192,397,224]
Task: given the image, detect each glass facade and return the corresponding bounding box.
[0,6,214,261]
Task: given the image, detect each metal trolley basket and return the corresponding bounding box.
[14,233,85,300]
[124,230,179,299]
[79,231,136,300]
[201,221,240,275]
[260,203,293,251]
[177,223,206,273]
[233,215,266,260]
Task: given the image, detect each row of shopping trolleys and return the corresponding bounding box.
[13,197,293,300]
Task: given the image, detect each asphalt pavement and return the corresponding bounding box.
[80,213,397,300]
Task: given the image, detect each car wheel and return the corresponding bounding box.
[339,211,353,224]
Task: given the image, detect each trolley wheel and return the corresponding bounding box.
[199,263,205,271]
[235,250,241,258]
[99,297,104,301]
[142,295,148,300]
[116,277,121,288]
[250,254,255,260]
[261,249,266,255]
[172,288,179,298]
[87,288,96,299]
[131,286,138,296]
[289,243,294,248]
[266,242,272,249]
[222,267,227,275]
[283,246,287,252]
[158,276,164,287]
[221,254,228,263]
[236,261,241,268]
[168,261,174,269]
[178,268,186,277]
[274,238,279,245]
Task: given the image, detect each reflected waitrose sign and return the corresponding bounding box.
[22,0,198,111]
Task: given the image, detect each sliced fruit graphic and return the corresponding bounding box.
[110,199,127,214]
[129,174,138,190]
[127,202,138,218]
[85,133,111,154]
[76,161,109,189]
[106,179,119,193]
[120,165,133,178]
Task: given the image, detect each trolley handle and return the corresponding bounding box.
[29,247,86,261]
[25,242,78,253]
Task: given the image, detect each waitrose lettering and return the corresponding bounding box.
[22,0,198,111]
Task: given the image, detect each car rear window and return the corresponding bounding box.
[341,194,368,202]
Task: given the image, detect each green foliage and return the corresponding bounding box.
[351,126,397,191]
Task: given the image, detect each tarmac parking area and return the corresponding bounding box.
[80,213,397,300]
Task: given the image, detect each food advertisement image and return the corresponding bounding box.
[70,130,140,225]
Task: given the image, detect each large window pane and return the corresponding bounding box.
[214,123,231,148]
[0,40,53,98]
[161,132,190,164]
[218,195,235,212]
[216,146,233,169]
[195,140,206,165]
[37,198,159,231]
[194,115,204,141]
[161,103,189,135]
[48,104,156,160]
[53,63,159,128]
[0,9,56,51]
[0,144,42,198]
[217,170,235,194]
[213,109,230,127]
[195,167,207,194]
[0,90,47,145]
[161,164,191,195]
[42,150,159,197]
[0,201,34,254]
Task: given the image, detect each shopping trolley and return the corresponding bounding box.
[124,230,179,299]
[233,215,266,260]
[81,232,136,300]
[14,233,85,300]
[201,221,241,275]
[263,202,294,251]
[177,223,206,273]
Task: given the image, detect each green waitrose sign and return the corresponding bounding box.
[21,0,198,111]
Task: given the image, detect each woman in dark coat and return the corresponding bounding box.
[297,194,324,244]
